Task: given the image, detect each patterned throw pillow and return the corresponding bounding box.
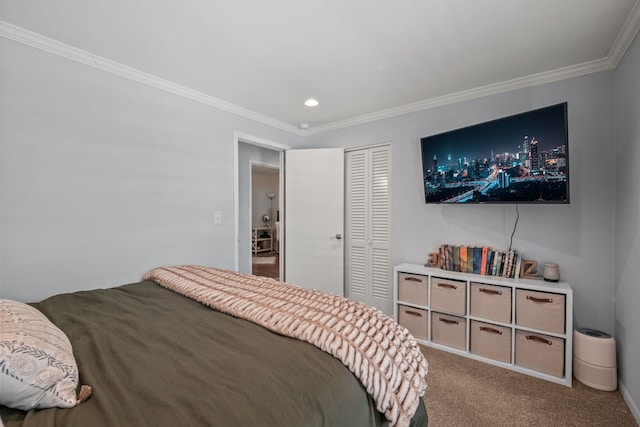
[0,299,81,410]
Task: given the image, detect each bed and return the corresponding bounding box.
[1,265,428,427]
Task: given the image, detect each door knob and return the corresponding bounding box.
[335,234,342,240]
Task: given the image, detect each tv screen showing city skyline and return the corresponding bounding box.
[421,103,569,204]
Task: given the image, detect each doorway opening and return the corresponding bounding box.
[234,132,288,281]
[251,163,280,280]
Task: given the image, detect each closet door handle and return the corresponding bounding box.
[335,234,342,240]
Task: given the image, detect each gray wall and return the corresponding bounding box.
[614,31,640,420]
[0,37,300,302]
[306,72,616,336]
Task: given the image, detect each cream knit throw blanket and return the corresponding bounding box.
[142,265,428,427]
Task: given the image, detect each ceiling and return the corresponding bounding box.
[1,1,639,134]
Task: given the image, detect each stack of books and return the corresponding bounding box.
[438,244,523,278]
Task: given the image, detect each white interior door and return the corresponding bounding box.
[284,148,344,295]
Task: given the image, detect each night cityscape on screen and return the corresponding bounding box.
[421,103,569,204]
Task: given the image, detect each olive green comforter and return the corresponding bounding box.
[1,281,427,426]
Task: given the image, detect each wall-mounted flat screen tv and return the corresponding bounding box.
[420,103,569,204]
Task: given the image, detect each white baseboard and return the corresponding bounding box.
[619,378,640,425]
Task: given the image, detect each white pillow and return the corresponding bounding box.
[0,299,81,410]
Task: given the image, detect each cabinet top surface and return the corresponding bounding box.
[395,263,572,293]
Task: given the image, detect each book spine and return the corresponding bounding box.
[504,250,514,277]
[480,246,489,275]
[491,251,500,276]
[453,245,461,272]
[514,253,523,278]
[503,252,509,276]
[460,245,468,272]
[485,250,494,275]
[473,247,482,274]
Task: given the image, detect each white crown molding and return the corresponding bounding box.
[0,20,90,64]
[304,0,640,135]
[0,20,302,136]
[3,6,639,138]
[304,57,616,135]
[608,0,640,66]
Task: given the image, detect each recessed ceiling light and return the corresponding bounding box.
[304,98,319,107]
[299,123,309,129]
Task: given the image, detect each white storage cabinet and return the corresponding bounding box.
[252,227,274,254]
[393,263,573,387]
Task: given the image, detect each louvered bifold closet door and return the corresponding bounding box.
[369,146,391,312]
[345,145,391,314]
[346,150,368,305]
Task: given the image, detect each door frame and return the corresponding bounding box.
[233,132,289,273]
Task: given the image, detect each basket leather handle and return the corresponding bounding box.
[527,295,553,303]
[405,310,423,317]
[480,288,502,295]
[526,335,552,345]
[404,276,423,283]
[439,317,459,325]
[437,283,457,290]
[480,326,503,335]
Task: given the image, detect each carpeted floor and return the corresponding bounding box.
[421,345,637,427]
